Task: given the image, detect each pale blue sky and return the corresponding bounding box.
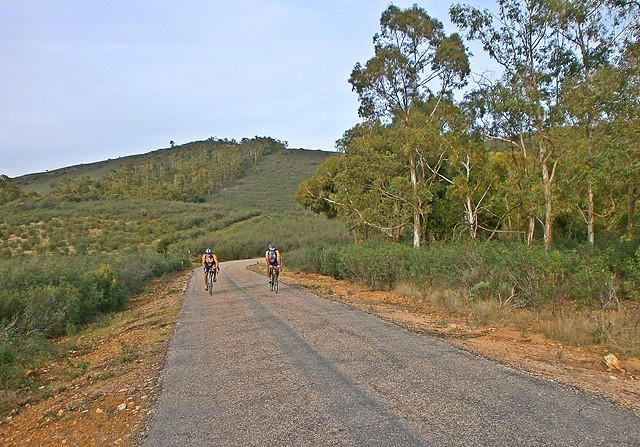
[1,1,496,177]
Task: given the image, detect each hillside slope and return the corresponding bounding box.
[14,152,154,194]
[1,141,346,258]
[213,149,335,212]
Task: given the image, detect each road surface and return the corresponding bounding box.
[141,259,639,446]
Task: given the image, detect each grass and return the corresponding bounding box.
[396,280,640,356]
[212,149,334,212]
[289,241,640,357]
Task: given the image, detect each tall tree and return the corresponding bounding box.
[452,0,563,249]
[350,4,469,248]
[614,38,640,238]
[551,0,621,244]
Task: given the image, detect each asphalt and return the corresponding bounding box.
[140,259,639,447]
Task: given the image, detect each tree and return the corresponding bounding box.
[0,175,25,205]
[614,38,640,238]
[550,0,622,244]
[298,123,412,242]
[452,0,564,249]
[349,4,469,248]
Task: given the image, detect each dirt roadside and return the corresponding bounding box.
[1,265,637,446]
[0,270,190,447]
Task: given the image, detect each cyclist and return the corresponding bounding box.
[265,243,281,284]
[202,248,219,289]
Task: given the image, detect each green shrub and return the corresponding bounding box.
[288,240,635,307]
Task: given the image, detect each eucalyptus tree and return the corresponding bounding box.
[550,0,623,244]
[554,0,640,241]
[614,38,640,238]
[349,4,469,248]
[451,0,563,249]
[297,122,413,242]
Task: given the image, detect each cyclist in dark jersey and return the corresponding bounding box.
[265,244,281,283]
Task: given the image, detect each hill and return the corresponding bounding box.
[0,138,347,259]
[214,148,334,212]
[13,155,142,195]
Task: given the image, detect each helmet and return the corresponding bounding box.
[268,244,276,251]
[205,248,212,254]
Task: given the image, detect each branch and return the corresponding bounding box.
[485,202,525,242]
[322,196,407,237]
[423,151,453,184]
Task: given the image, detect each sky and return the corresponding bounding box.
[0,0,496,178]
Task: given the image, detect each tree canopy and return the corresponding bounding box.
[298,1,639,249]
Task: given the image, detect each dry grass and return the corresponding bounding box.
[537,308,640,357]
[395,281,640,357]
[538,311,599,348]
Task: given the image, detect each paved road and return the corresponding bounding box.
[141,259,639,446]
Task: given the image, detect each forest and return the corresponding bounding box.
[297,0,639,251]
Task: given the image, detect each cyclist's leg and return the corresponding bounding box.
[213,263,218,282]
[204,266,209,287]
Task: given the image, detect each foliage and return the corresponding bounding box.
[348,3,470,248]
[288,241,637,309]
[0,251,185,387]
[44,137,286,203]
[298,1,639,252]
[0,175,26,205]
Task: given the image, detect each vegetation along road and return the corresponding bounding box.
[141,260,639,446]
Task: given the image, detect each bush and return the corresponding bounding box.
[0,249,187,389]
[287,240,634,308]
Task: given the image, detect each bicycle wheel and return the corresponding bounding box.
[208,272,214,295]
[273,269,279,293]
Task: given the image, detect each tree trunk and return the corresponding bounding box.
[409,153,421,249]
[465,195,477,239]
[587,183,595,245]
[629,184,636,239]
[409,152,422,248]
[526,215,535,245]
[540,139,553,251]
[543,180,553,250]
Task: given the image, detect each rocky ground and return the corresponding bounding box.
[1,266,637,446]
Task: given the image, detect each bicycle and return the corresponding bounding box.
[206,267,218,295]
[269,266,279,293]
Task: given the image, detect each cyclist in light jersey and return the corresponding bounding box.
[202,248,219,289]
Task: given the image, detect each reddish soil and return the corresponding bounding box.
[0,271,190,447]
[1,267,637,446]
